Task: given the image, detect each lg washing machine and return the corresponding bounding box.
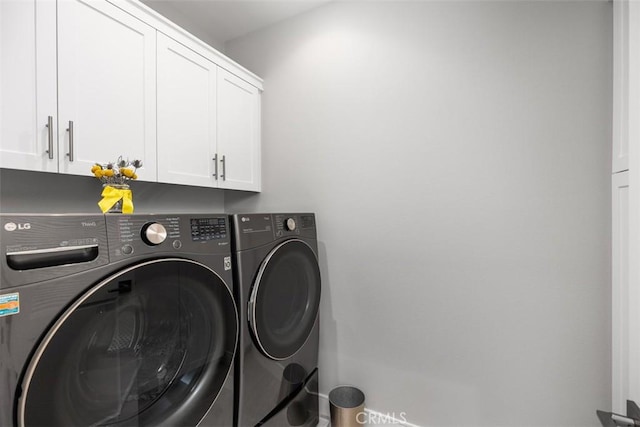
[230,213,320,427]
[0,213,237,426]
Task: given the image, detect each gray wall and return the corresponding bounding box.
[225,1,613,426]
[0,168,225,213]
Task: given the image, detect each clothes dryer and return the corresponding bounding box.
[0,213,237,427]
[231,213,320,427]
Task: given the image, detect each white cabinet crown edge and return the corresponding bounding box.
[106,0,264,92]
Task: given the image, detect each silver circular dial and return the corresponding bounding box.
[142,222,167,246]
[285,218,296,231]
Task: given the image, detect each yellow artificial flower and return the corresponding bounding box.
[90,156,142,187]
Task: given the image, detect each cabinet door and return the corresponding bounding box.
[613,0,629,173]
[0,0,57,172]
[613,171,630,413]
[217,69,261,192]
[57,0,156,180]
[157,33,217,187]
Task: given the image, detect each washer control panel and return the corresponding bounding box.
[106,214,230,260]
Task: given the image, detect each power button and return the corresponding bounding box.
[121,245,134,255]
[173,240,182,249]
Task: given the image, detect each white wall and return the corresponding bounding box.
[140,0,226,52]
[225,1,612,426]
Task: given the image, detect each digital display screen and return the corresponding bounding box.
[190,218,227,241]
[301,215,315,229]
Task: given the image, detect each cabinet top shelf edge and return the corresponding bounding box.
[107,0,264,91]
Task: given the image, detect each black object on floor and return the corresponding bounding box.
[597,400,640,427]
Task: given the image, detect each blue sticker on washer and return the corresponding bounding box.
[0,292,19,317]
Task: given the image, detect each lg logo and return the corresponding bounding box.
[241,217,250,222]
[4,222,31,232]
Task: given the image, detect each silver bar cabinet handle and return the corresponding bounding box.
[66,121,74,162]
[45,116,54,159]
[212,154,218,179]
[220,155,226,181]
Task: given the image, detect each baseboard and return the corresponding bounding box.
[317,393,422,427]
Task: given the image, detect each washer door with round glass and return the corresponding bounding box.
[18,258,237,427]
[249,239,321,360]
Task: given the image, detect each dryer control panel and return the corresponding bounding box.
[273,214,315,238]
[231,213,317,251]
[106,214,230,261]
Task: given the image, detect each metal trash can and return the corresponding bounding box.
[329,386,365,427]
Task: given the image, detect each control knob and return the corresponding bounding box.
[141,222,167,246]
[284,218,296,231]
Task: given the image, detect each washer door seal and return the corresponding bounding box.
[249,239,321,360]
[18,258,237,427]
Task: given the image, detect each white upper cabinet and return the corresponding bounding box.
[613,171,630,413]
[157,33,261,191]
[0,0,57,172]
[157,33,217,187]
[217,69,261,192]
[612,0,640,412]
[57,0,157,180]
[613,0,629,173]
[110,0,263,191]
[0,0,261,191]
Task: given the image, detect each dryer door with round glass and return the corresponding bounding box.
[249,239,321,360]
[18,258,237,427]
